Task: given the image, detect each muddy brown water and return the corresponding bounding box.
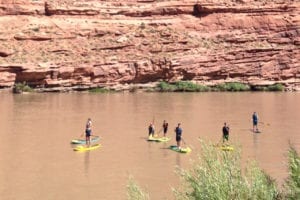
[0,92,299,200]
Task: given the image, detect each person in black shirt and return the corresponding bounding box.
[162,120,168,138]
[175,123,183,148]
[222,122,229,143]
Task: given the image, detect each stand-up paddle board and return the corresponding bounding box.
[169,145,191,153]
[73,144,101,152]
[71,136,100,144]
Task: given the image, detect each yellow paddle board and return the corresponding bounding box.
[73,144,101,152]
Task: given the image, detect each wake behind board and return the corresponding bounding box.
[249,129,261,134]
[71,136,100,144]
[73,144,101,152]
[148,136,171,142]
[169,145,191,153]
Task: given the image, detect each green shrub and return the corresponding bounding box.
[127,177,149,200]
[157,81,209,92]
[157,81,177,92]
[174,81,209,92]
[88,87,110,93]
[174,141,280,200]
[284,146,300,199]
[13,82,33,93]
[215,82,250,92]
[267,84,285,91]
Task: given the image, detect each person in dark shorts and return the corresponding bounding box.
[148,123,155,137]
[85,118,92,145]
[222,122,229,143]
[175,123,182,148]
[252,112,259,132]
[162,120,168,137]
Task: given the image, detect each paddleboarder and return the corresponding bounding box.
[175,123,183,149]
[148,123,155,137]
[222,122,230,143]
[85,118,92,145]
[162,120,168,137]
[252,112,259,133]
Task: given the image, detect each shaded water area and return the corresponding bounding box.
[0,91,299,200]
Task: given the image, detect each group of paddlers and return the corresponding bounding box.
[148,112,260,149]
[81,111,260,147]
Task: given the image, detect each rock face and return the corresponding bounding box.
[0,0,299,91]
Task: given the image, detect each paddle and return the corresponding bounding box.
[181,138,189,148]
[259,122,270,126]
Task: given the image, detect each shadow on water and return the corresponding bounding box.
[84,151,90,177]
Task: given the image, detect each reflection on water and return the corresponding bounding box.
[84,151,90,177]
[0,91,299,200]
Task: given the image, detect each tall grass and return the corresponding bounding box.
[126,142,299,200]
[284,146,300,199]
[174,141,280,200]
[127,177,149,200]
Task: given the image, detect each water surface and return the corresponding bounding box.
[0,91,299,199]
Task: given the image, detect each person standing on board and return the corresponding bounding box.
[85,118,92,145]
[175,123,183,149]
[222,122,230,143]
[162,120,168,138]
[148,123,155,137]
[252,112,259,133]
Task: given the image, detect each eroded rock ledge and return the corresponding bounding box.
[0,0,299,92]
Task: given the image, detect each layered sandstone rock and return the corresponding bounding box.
[0,0,299,91]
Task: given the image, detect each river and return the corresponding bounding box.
[0,91,299,200]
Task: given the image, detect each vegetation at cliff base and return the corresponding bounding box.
[88,87,111,93]
[157,81,209,92]
[127,142,300,200]
[13,82,33,93]
[215,82,250,91]
[252,83,285,92]
[157,81,286,92]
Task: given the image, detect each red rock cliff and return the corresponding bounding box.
[0,0,299,91]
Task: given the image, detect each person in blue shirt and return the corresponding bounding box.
[175,123,182,149]
[252,112,259,133]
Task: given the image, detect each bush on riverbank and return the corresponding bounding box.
[13,82,33,93]
[214,82,250,92]
[127,142,300,200]
[88,87,111,93]
[252,83,285,92]
[157,81,251,92]
[157,81,209,92]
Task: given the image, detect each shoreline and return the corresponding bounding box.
[1,81,300,93]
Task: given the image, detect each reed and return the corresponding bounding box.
[174,141,280,200]
[284,146,300,199]
[126,142,299,200]
[127,177,149,200]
